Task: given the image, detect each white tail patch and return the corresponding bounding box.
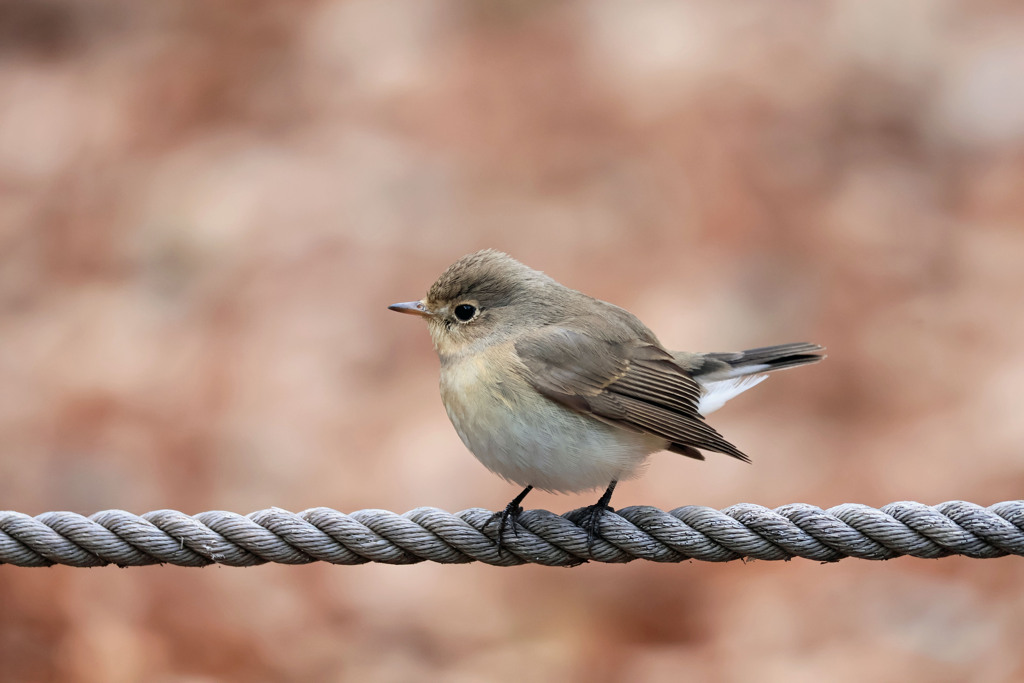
[696,374,768,416]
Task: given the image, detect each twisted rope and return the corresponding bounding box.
[2,501,1022,567]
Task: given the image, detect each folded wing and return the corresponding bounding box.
[514,326,749,462]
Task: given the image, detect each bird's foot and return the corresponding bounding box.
[572,501,615,552]
[487,501,524,555]
[486,485,533,556]
[569,480,618,554]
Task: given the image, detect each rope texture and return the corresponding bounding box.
[2,501,1023,567]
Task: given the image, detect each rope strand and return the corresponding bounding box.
[2,501,1022,567]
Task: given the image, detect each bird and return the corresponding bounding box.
[389,249,824,547]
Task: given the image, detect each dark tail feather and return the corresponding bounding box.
[703,342,825,375]
[668,343,823,463]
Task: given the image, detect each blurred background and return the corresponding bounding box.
[1,0,1023,680]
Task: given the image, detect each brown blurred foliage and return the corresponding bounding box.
[2,1,1024,681]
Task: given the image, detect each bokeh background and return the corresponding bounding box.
[2,0,1023,681]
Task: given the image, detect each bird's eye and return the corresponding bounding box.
[453,304,477,322]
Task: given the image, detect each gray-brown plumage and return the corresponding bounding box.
[514,325,749,462]
[390,249,824,542]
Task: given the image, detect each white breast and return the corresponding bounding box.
[439,352,665,493]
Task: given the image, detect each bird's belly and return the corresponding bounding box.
[440,356,665,493]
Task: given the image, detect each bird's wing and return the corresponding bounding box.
[513,326,749,461]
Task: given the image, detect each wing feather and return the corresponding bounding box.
[514,326,749,461]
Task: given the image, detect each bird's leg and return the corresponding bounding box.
[488,485,533,554]
[576,480,618,550]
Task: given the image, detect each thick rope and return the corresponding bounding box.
[1,501,1022,567]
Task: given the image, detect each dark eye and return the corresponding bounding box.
[453,304,477,322]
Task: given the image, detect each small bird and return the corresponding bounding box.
[389,250,824,545]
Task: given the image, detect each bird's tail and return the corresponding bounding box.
[702,342,826,375]
[677,343,825,416]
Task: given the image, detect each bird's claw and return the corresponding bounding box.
[571,502,614,553]
[488,501,525,556]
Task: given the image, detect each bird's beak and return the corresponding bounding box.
[388,300,432,317]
